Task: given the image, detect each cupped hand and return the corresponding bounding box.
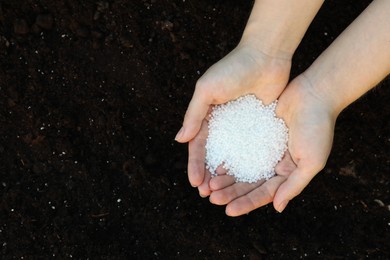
[175,44,292,197]
[208,75,337,215]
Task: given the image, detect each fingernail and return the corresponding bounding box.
[277,200,289,213]
[174,126,184,141]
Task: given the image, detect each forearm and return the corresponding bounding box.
[303,0,390,115]
[240,0,324,59]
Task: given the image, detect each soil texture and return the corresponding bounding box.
[0,0,389,258]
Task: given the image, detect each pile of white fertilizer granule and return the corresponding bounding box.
[205,94,288,183]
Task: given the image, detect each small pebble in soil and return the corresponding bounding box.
[206,94,288,183]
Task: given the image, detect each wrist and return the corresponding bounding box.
[239,0,323,60]
[232,43,292,92]
[277,75,340,126]
[239,25,295,60]
[300,72,344,117]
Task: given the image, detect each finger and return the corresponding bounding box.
[198,169,212,198]
[273,167,315,213]
[225,176,286,217]
[215,164,228,175]
[274,151,297,177]
[209,180,265,206]
[209,175,235,191]
[187,120,208,187]
[176,88,211,143]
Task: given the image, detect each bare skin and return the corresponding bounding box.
[207,0,390,215]
[175,0,324,197]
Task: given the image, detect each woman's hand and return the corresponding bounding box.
[176,44,292,197]
[175,0,324,198]
[208,76,337,215]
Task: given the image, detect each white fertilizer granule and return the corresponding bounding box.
[205,94,288,183]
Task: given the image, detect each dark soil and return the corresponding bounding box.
[0,0,389,258]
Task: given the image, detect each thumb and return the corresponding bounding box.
[273,166,315,213]
[175,88,211,143]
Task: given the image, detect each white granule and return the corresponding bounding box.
[205,94,288,183]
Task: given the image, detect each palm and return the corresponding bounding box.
[207,77,336,216]
[207,151,296,215]
[186,45,292,197]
